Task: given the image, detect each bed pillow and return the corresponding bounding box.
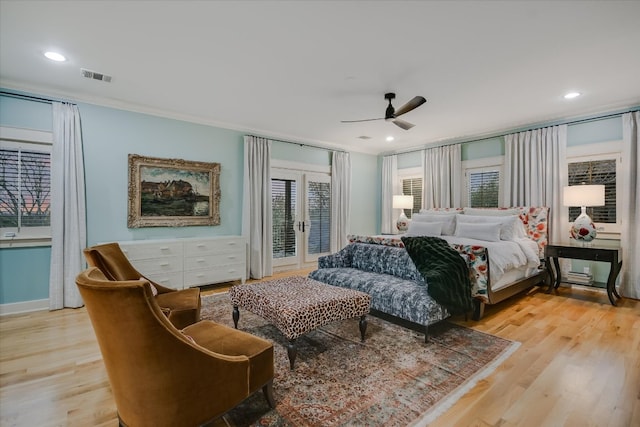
[463,208,527,238]
[411,213,457,235]
[456,214,520,241]
[454,221,501,242]
[405,221,443,237]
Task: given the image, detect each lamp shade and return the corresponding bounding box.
[393,195,414,209]
[563,184,605,207]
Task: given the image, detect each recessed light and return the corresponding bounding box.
[386,136,394,142]
[44,51,66,62]
[564,92,581,99]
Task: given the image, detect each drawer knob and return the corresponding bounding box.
[160,246,170,250]
[197,244,206,248]
[159,262,169,266]
[197,258,205,263]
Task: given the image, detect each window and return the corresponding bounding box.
[467,169,500,207]
[462,157,503,209]
[566,141,621,234]
[568,159,617,223]
[0,127,53,245]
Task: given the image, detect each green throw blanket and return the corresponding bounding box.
[401,236,474,314]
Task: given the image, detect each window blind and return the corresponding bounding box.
[568,159,616,223]
[271,178,297,258]
[402,177,422,218]
[0,148,51,228]
[468,170,499,207]
[307,181,331,254]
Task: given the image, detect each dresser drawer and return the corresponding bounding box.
[121,242,183,260]
[183,238,244,256]
[184,252,244,270]
[129,256,183,274]
[144,272,184,290]
[184,264,245,286]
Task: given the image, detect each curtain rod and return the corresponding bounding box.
[0,90,76,105]
[247,134,347,153]
[386,107,640,157]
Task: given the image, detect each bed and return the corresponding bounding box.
[348,206,549,320]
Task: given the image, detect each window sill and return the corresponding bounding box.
[0,237,52,249]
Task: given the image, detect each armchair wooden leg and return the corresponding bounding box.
[263,380,275,408]
[232,306,239,328]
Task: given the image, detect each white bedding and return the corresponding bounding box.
[440,236,540,285]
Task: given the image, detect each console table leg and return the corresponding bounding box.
[232,306,239,328]
[359,315,367,342]
[606,260,623,306]
[552,257,562,290]
[287,339,297,370]
[544,257,557,293]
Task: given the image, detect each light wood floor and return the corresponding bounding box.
[1,269,638,427]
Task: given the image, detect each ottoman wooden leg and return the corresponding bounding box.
[232,306,240,329]
[359,315,367,342]
[287,339,297,370]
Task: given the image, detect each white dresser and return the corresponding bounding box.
[118,236,246,289]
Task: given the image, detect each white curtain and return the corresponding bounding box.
[242,136,273,279]
[621,111,640,299]
[503,125,568,244]
[422,144,462,209]
[330,151,351,252]
[49,103,86,310]
[381,155,399,234]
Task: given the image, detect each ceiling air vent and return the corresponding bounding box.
[81,68,112,83]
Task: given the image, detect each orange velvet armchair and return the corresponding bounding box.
[83,242,200,329]
[76,267,275,427]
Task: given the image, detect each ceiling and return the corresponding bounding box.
[1,1,639,155]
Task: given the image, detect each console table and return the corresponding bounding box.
[544,242,622,306]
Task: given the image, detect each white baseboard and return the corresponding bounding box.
[0,299,49,316]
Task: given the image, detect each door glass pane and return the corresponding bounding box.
[271,178,297,259]
[307,181,331,254]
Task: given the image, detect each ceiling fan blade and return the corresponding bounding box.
[393,96,426,117]
[392,118,414,130]
[340,117,384,123]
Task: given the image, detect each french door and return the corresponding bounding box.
[271,168,331,271]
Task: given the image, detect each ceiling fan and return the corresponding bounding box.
[341,92,427,130]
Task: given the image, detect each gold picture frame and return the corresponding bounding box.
[127,154,220,228]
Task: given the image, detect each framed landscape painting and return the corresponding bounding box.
[127,154,221,228]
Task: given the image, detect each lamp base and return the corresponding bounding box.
[396,212,410,232]
[570,209,597,242]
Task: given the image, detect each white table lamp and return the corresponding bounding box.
[563,184,605,242]
[393,195,414,232]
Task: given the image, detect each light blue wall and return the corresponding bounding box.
[0,95,52,130]
[0,90,379,304]
[0,247,50,303]
[350,151,380,235]
[79,102,246,243]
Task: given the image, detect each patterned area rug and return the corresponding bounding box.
[201,293,519,427]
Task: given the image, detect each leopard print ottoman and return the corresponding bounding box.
[229,276,371,369]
